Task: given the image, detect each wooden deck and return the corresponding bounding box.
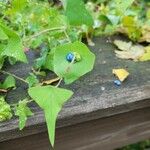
[0,35,150,150]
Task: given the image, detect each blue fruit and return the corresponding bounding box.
[66,53,74,62]
[114,80,121,86]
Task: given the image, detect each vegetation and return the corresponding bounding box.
[0,0,149,147]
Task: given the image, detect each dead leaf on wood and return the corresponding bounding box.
[114,40,132,51]
[112,69,129,82]
[139,46,150,61]
[139,25,150,43]
[114,40,145,61]
[41,77,60,85]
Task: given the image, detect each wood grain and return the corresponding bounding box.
[0,35,150,142]
[1,107,150,150]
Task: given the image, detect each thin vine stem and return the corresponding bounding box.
[63,29,71,43]
[55,78,63,87]
[10,99,33,107]
[55,55,76,87]
[0,70,28,84]
[24,27,66,42]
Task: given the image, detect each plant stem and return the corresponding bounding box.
[10,99,33,108]
[55,78,63,87]
[63,30,71,43]
[0,70,28,84]
[24,27,65,42]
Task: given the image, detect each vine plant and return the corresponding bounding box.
[0,0,95,147]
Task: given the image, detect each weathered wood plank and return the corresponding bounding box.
[1,107,150,150]
[0,35,150,142]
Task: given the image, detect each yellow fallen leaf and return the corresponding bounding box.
[139,46,150,61]
[112,69,129,82]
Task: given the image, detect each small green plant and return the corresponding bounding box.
[0,0,95,147]
[0,0,150,147]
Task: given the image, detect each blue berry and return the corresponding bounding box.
[66,53,74,62]
[114,80,121,86]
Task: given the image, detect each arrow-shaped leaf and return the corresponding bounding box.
[28,85,73,146]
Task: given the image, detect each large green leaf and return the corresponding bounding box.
[0,24,27,63]
[28,85,73,146]
[53,41,95,84]
[65,0,94,26]
[15,99,33,130]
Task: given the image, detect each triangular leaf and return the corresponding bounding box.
[28,85,73,146]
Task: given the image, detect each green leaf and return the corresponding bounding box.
[28,85,73,146]
[0,24,27,63]
[115,0,134,15]
[53,41,95,84]
[26,73,39,87]
[0,75,16,89]
[65,0,94,26]
[122,16,141,41]
[15,99,33,130]
[0,44,5,69]
[11,0,28,12]
[0,27,8,40]
[44,52,54,71]
[0,97,12,122]
[34,47,49,69]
